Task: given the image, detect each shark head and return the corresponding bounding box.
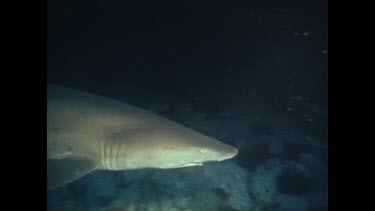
[113,121,238,170]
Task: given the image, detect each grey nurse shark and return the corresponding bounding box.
[47,84,238,189]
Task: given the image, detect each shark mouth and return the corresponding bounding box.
[175,162,204,168]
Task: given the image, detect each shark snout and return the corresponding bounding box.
[217,145,238,161]
[232,147,239,156]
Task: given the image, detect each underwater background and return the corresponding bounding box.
[47,0,327,210]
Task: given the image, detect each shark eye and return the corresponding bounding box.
[200,148,207,153]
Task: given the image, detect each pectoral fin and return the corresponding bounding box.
[47,156,97,189]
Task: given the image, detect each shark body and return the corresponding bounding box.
[47,84,238,189]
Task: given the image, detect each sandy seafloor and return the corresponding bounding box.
[47,85,327,211]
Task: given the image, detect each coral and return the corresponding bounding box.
[249,158,282,204]
[83,176,118,203]
[48,148,326,211]
[101,161,252,211]
[276,194,309,211]
[277,166,313,195]
[105,168,217,210]
[249,158,313,206]
[298,153,327,179]
[298,153,328,209]
[248,152,328,209]
[203,161,253,211]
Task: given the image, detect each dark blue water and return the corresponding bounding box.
[47,0,327,210]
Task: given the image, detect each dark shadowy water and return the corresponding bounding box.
[48,0,327,210]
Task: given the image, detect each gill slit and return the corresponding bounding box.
[99,139,105,169]
[109,139,114,170]
[123,142,127,169]
[105,141,111,170]
[115,140,119,169]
